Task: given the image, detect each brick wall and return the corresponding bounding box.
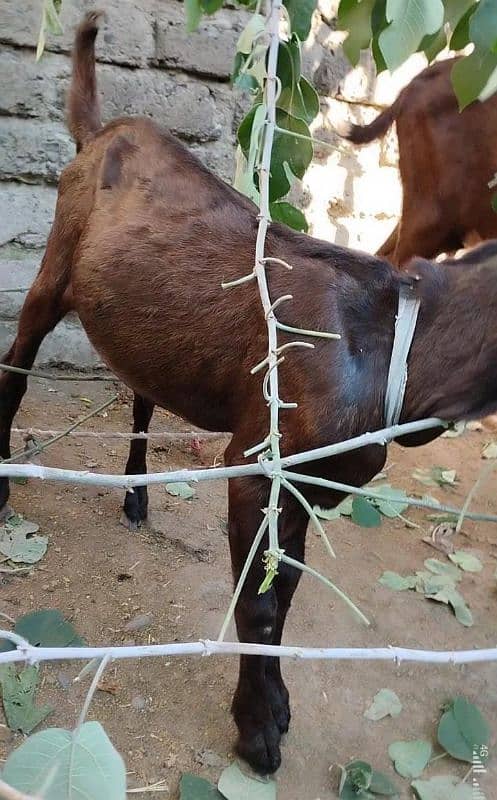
[0,0,426,366]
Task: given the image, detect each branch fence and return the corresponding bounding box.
[1,3,497,798]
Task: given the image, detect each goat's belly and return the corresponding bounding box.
[72,289,248,434]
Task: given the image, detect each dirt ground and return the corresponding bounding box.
[1,377,496,799]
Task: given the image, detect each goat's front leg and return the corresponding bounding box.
[228,476,308,774]
[122,393,155,530]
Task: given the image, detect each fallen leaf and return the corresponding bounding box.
[364,689,402,721]
[411,776,473,800]
[423,559,461,581]
[482,441,497,459]
[13,609,83,650]
[449,550,483,573]
[368,484,410,518]
[0,516,47,564]
[378,571,418,591]
[314,495,354,520]
[412,467,457,489]
[388,740,432,779]
[351,497,382,528]
[0,665,52,734]
[339,761,372,799]
[218,762,276,799]
[165,482,195,500]
[180,773,222,799]
[438,697,490,764]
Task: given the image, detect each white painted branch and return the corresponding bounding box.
[0,631,496,665]
[12,428,226,442]
[0,417,449,489]
[252,0,283,559]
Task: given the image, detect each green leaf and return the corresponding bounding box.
[371,0,388,73]
[340,761,373,798]
[180,773,223,799]
[0,515,47,564]
[451,49,497,109]
[388,740,432,779]
[200,0,224,14]
[0,665,53,734]
[235,103,266,202]
[283,0,317,41]
[351,497,382,527]
[364,689,402,721]
[412,776,474,800]
[438,697,490,763]
[185,0,202,32]
[378,571,418,591]
[449,4,478,50]
[369,769,398,797]
[237,14,265,55]
[448,550,483,573]
[15,608,84,648]
[275,38,318,123]
[447,589,474,627]
[43,0,63,35]
[0,608,84,653]
[218,762,276,799]
[270,201,308,231]
[421,28,447,62]
[267,109,313,202]
[422,573,457,597]
[444,0,477,32]
[338,0,376,66]
[370,484,409,517]
[469,0,497,53]
[165,482,195,500]
[3,721,126,799]
[278,79,319,125]
[369,770,398,796]
[379,0,444,71]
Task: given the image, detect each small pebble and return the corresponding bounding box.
[124,613,153,632]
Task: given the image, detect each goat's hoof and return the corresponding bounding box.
[269,691,290,734]
[122,487,148,531]
[120,512,141,532]
[236,721,282,775]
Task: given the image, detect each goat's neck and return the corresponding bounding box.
[402,258,497,426]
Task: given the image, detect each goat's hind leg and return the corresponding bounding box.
[0,247,70,515]
[122,393,155,530]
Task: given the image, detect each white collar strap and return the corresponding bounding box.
[384,281,421,428]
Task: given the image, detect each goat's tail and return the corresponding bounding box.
[335,100,399,145]
[67,10,104,151]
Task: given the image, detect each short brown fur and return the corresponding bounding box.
[342,58,497,266]
[2,15,497,774]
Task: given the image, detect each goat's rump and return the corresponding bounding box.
[66,116,394,438]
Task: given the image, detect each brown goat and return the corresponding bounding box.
[341,58,497,266]
[2,14,497,774]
